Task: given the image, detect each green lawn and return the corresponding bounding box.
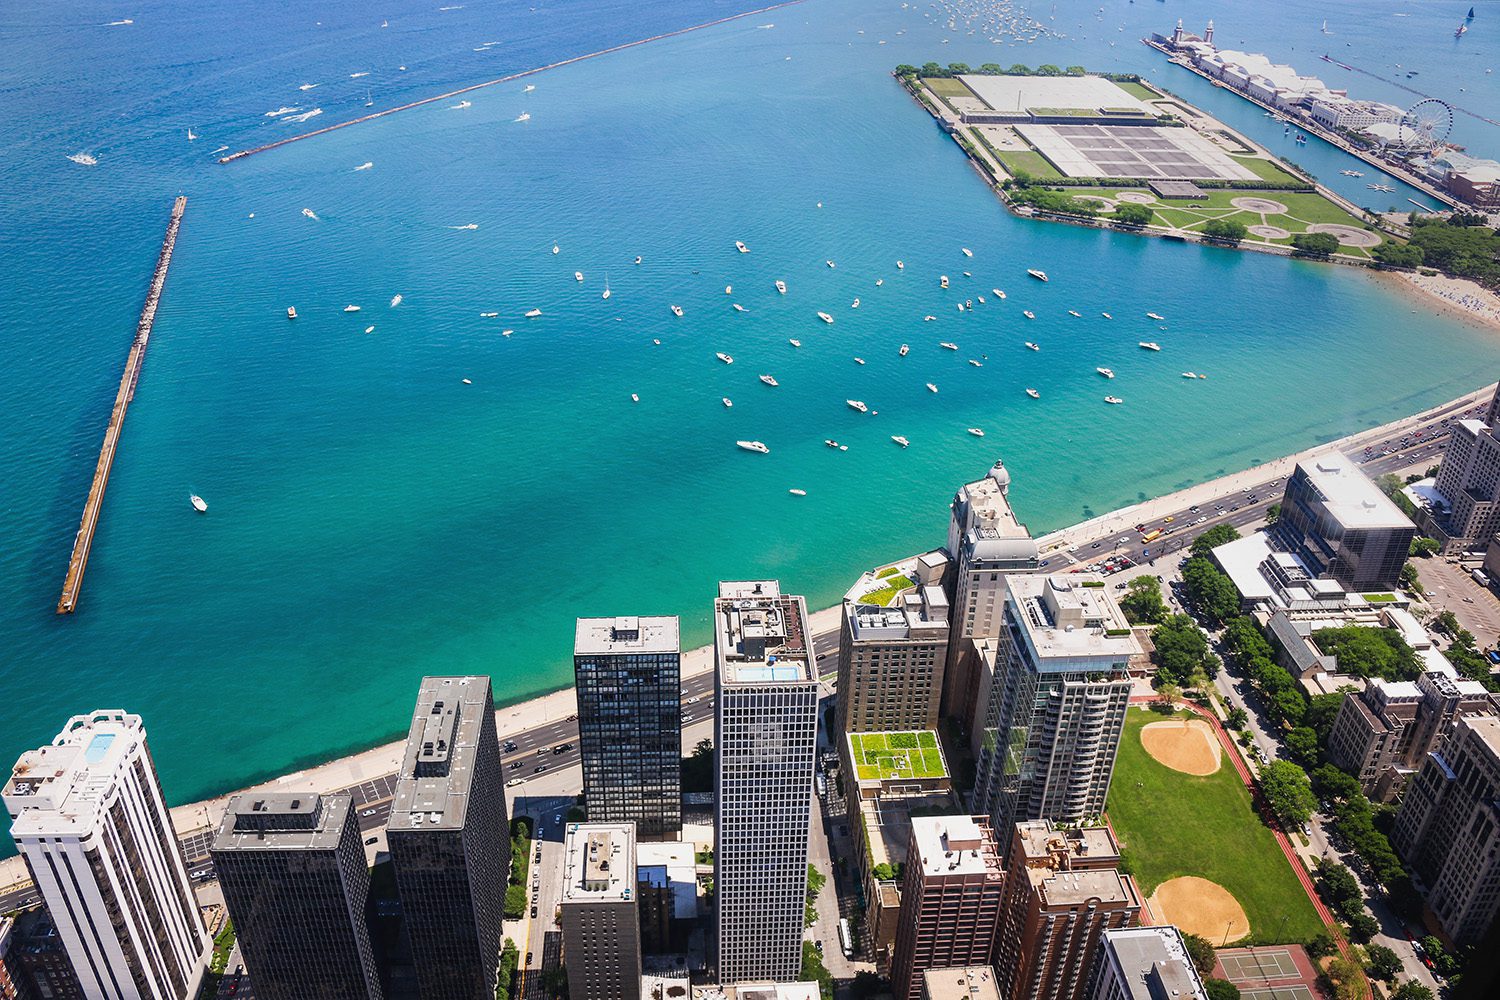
[858,575,915,606]
[1114,81,1161,101]
[993,148,1062,180]
[922,77,974,98]
[850,731,946,781]
[1108,709,1323,944]
[1228,154,1305,184]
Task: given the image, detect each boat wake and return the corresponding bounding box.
[354,161,373,170]
[264,106,301,117]
[448,223,479,230]
[451,100,472,109]
[350,71,370,78]
[106,19,133,26]
[298,83,318,91]
[284,108,323,123]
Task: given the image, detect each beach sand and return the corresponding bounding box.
[1386,270,1500,334]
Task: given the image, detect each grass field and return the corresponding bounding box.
[849,731,946,782]
[922,77,974,98]
[1228,154,1306,184]
[1108,709,1323,944]
[1114,80,1161,101]
[992,148,1062,180]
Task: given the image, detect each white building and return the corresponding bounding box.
[561,822,642,1000]
[1089,926,1207,1000]
[1309,96,1403,132]
[3,712,209,1000]
[714,581,819,984]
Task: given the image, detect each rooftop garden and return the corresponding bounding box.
[849,731,947,781]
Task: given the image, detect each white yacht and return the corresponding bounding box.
[851,298,860,308]
[480,312,498,318]
[525,308,543,317]
[876,279,884,286]
[1139,342,1161,351]
[632,393,640,402]
[789,488,807,497]
[462,378,472,385]
[717,353,734,364]
[775,280,787,295]
[190,494,207,513]
[723,397,733,407]
[287,307,298,319]
[1147,312,1165,321]
[891,436,910,448]
[789,339,802,347]
[968,359,982,367]
[1023,310,1035,319]
[854,357,865,365]
[634,255,642,265]
[826,260,836,268]
[1025,342,1039,351]
[1104,396,1123,404]
[940,275,949,289]
[896,260,904,269]
[670,304,684,317]
[737,440,770,454]
[940,342,958,350]
[735,240,749,253]
[390,294,403,308]
[818,311,834,324]
[825,440,848,451]
[515,112,530,122]
[992,288,1005,299]
[575,271,584,282]
[344,304,361,312]
[961,247,973,257]
[1068,310,1081,318]
[847,399,869,413]
[1026,388,1040,398]
[899,344,909,356]
[967,427,985,437]
[733,303,746,312]
[924,315,937,322]
[977,296,984,305]
[926,383,938,393]
[1027,269,1048,282]
[602,277,611,300]
[760,374,779,387]
[1101,312,1112,319]
[1182,372,1200,379]
[1097,367,1115,378]
[552,244,560,254]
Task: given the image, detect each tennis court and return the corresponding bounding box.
[1240,988,1315,1000]
[1219,949,1300,981]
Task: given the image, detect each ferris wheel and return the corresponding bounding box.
[1397,98,1455,151]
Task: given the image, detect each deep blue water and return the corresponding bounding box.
[3,0,1499,848]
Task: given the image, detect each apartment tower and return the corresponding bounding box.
[942,461,1039,721]
[888,816,1006,1000]
[574,616,682,836]
[1273,452,1415,589]
[388,676,509,1000]
[995,821,1141,1000]
[713,581,819,984]
[210,793,382,1000]
[836,586,951,734]
[559,822,642,1000]
[3,711,209,1000]
[970,574,1137,832]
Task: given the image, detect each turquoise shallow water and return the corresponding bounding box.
[3,0,1500,842]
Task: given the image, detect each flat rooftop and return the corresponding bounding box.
[1038,867,1135,906]
[4,712,148,838]
[847,587,949,639]
[715,581,813,685]
[1468,713,1500,761]
[1297,453,1416,531]
[712,984,820,1000]
[1015,123,1257,181]
[1101,927,1206,1000]
[562,822,637,903]
[1014,820,1120,866]
[923,967,1001,1000]
[958,74,1155,116]
[1007,574,1140,662]
[911,815,1001,879]
[847,732,948,783]
[212,792,350,853]
[636,841,697,920]
[388,676,494,834]
[575,615,681,657]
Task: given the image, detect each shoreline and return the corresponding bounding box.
[1382,270,1500,335]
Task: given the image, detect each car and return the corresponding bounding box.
[1039,559,1050,568]
[530,906,537,919]
[506,778,524,788]
[533,764,547,773]
[535,747,550,756]
[365,836,378,845]
[1115,582,1128,590]
[509,761,523,770]
[1247,494,1257,502]
[1189,505,1199,513]
[1091,541,1101,549]
[361,807,377,817]
[814,941,824,952]
[526,952,534,965]
[567,714,577,722]
[503,740,518,752]
[1197,516,1207,524]
[687,696,701,705]
[554,813,562,824]
[1164,515,1175,523]
[1229,505,1239,512]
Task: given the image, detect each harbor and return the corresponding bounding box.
[56,196,186,615]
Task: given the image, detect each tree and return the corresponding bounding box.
[1365,944,1402,982]
[504,883,527,919]
[1388,983,1435,1000]
[1430,610,1460,636]
[1311,762,1362,802]
[1151,615,1213,685]
[1285,727,1320,766]
[682,738,714,792]
[496,939,519,1000]
[1122,575,1169,625]
[894,64,919,77]
[1306,931,1338,959]
[802,942,834,1000]
[1007,64,1032,75]
[1205,981,1241,1000]
[947,62,971,76]
[1066,65,1087,76]
[1182,934,1217,975]
[978,63,1004,75]
[1114,202,1153,227]
[1315,859,1362,908]
[1292,232,1341,257]
[1305,694,1347,748]
[1227,706,1248,728]
[920,62,945,78]
[1181,557,1242,626]
[1372,242,1424,268]
[1191,524,1241,557]
[1325,957,1365,1000]
[1400,561,1424,593]
[1036,64,1063,76]
[1260,760,1317,827]
[1156,682,1182,709]
[1203,218,1248,244]
[1265,502,1281,525]
[1311,626,1420,681]
[1271,687,1308,728]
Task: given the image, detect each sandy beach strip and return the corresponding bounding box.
[1383,270,1500,334]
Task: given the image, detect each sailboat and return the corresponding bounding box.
[1320,19,1331,35]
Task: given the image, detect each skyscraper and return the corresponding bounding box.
[1430,384,1500,552]
[995,821,1141,1000]
[559,822,642,1000]
[713,581,819,985]
[942,460,1039,722]
[1391,714,1500,945]
[387,676,509,1000]
[836,586,951,734]
[3,711,209,1000]
[888,816,1006,1000]
[574,616,682,837]
[970,574,1137,831]
[211,793,382,1000]
[1273,453,1415,590]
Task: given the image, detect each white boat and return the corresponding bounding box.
[854,357,865,365]
[891,436,910,448]
[287,307,297,319]
[826,260,836,268]
[1028,269,1048,282]
[1068,310,1081,318]
[1139,342,1161,351]
[302,208,319,220]
[968,359,982,367]
[789,339,802,347]
[737,440,770,454]
[993,288,1006,299]
[525,84,535,92]
[187,128,197,141]
[924,315,936,322]
[502,330,514,337]
[940,342,958,350]
[670,305,684,317]
[634,255,642,265]
[760,374,779,387]
[190,494,207,513]
[775,280,787,295]
[66,151,99,166]
[926,383,938,393]
[736,240,749,253]
[552,244,560,254]
[717,353,734,364]
[817,312,834,324]
[733,303,746,312]
[602,277,611,300]
[897,260,905,269]
[789,488,807,496]
[977,296,984,305]
[847,399,869,413]
[724,285,733,295]
[723,398,733,408]
[480,312,499,318]
[631,393,640,402]
[968,427,985,437]
[344,304,361,312]
[1097,367,1115,378]
[876,279,884,287]
[462,378,472,385]
[1101,312,1111,319]
[956,304,964,313]
[525,308,543,317]
[899,344,909,356]
[1026,388,1040,398]
[1182,372,1200,379]
[1025,342,1039,351]
[851,298,860,308]
[364,325,375,333]
[451,100,472,109]
[515,112,530,122]
[940,275,949,289]
[575,271,584,282]
[1146,312,1165,321]
[1023,310,1035,319]
[825,440,847,450]
[961,247,973,257]
[1104,396,1123,404]
[355,161,374,171]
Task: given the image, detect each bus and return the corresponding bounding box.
[1141,529,1163,543]
[837,918,854,958]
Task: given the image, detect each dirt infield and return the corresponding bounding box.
[1151,876,1250,942]
[1140,719,1221,775]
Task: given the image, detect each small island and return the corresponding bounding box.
[896,63,1407,264]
